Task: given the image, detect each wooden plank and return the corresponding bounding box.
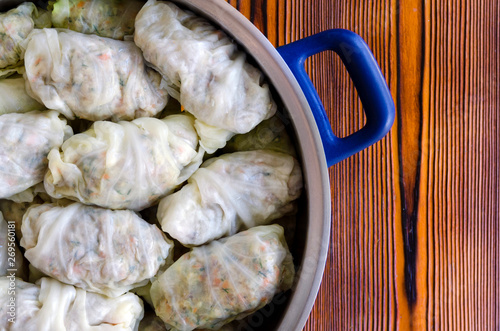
[227,0,500,330]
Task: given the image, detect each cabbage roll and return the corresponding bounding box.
[0,111,73,199]
[20,202,174,297]
[0,277,144,330]
[45,114,204,210]
[139,311,168,331]
[0,214,25,279]
[23,28,169,121]
[51,0,143,40]
[134,0,276,150]
[157,150,302,246]
[0,2,51,70]
[3,182,42,204]
[150,225,294,331]
[0,76,45,115]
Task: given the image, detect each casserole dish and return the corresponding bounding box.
[167,2,395,330]
[0,1,395,330]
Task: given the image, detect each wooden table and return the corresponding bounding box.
[230,1,499,330]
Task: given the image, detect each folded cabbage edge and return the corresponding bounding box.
[134,0,277,151]
[0,111,72,199]
[23,28,169,121]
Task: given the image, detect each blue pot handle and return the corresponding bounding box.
[277,29,395,167]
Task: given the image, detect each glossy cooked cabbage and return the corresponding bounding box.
[150,225,294,331]
[0,64,22,80]
[0,76,45,115]
[0,2,51,70]
[0,182,72,241]
[2,182,50,204]
[157,150,303,246]
[51,0,143,40]
[0,64,25,80]
[20,202,174,297]
[0,111,72,199]
[44,114,204,211]
[23,28,169,121]
[134,0,276,152]
[0,277,144,331]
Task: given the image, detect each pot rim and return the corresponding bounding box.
[171,1,332,330]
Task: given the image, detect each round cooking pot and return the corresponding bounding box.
[1,0,394,329]
[169,1,395,330]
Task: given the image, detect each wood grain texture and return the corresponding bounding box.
[230,0,500,330]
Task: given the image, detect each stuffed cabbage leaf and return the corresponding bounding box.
[0,111,72,199]
[0,277,144,330]
[23,28,169,121]
[44,114,204,210]
[150,225,294,331]
[134,0,276,151]
[157,150,302,246]
[51,0,143,40]
[0,76,45,115]
[20,202,174,297]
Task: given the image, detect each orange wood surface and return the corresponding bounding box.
[230,1,500,330]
